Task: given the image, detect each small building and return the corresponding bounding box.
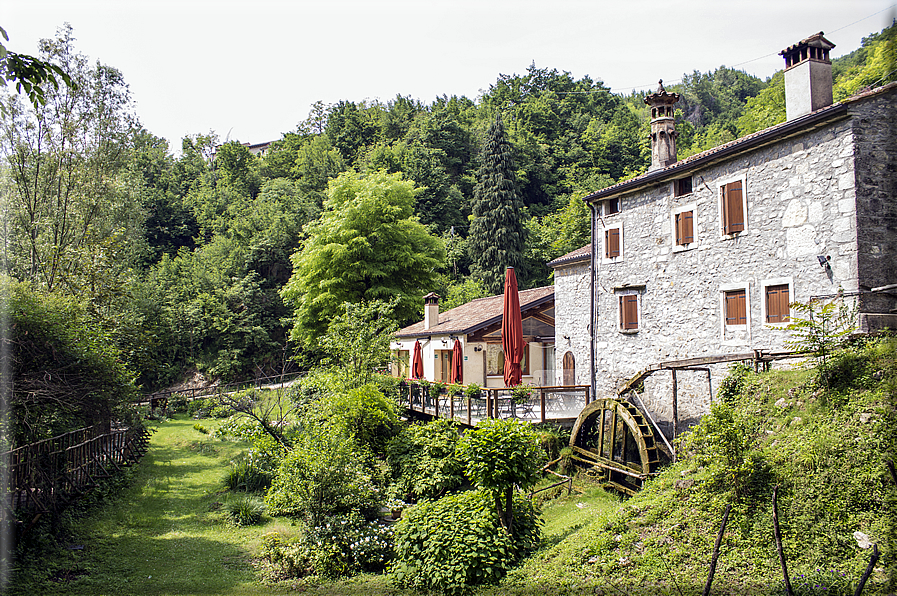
[553,32,897,434]
[392,287,556,387]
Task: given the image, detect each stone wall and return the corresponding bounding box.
[553,259,591,386]
[591,112,867,424]
[850,86,897,330]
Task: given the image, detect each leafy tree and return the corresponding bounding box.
[834,23,896,100]
[318,300,397,389]
[313,383,400,456]
[1,25,140,295]
[0,24,73,109]
[456,417,545,534]
[441,276,488,311]
[785,296,858,388]
[280,170,445,345]
[468,114,526,294]
[213,140,261,198]
[736,70,786,136]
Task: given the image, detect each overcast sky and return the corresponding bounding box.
[4,1,894,150]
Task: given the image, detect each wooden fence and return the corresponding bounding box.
[400,382,591,427]
[2,423,153,538]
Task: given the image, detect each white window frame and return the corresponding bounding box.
[719,281,752,344]
[615,288,641,334]
[602,223,624,264]
[670,202,698,253]
[717,174,748,239]
[760,277,794,328]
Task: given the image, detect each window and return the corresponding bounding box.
[724,289,747,326]
[674,176,692,197]
[392,349,410,378]
[605,227,621,258]
[486,344,529,376]
[675,210,694,246]
[765,284,791,324]
[721,179,746,235]
[605,198,620,215]
[620,294,639,330]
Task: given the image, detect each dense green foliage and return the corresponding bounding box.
[468,114,526,294]
[4,278,138,446]
[280,170,444,345]
[386,418,466,502]
[391,490,541,594]
[457,418,546,533]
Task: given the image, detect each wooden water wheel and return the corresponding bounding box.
[569,397,669,495]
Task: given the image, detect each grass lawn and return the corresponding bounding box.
[12,416,300,596]
[12,415,623,596]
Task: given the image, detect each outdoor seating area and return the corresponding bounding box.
[400,380,590,426]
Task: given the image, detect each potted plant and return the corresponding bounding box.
[511,384,533,405]
[464,382,481,400]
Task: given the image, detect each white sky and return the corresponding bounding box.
[3,1,895,150]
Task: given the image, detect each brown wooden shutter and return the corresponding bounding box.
[723,181,744,234]
[725,289,747,325]
[766,284,790,323]
[676,211,694,245]
[620,294,638,329]
[605,228,620,258]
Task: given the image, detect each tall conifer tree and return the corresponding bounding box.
[469,114,525,294]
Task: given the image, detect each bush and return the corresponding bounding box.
[391,490,541,594]
[265,427,382,523]
[313,383,400,455]
[168,393,188,413]
[224,452,273,492]
[386,418,465,502]
[225,494,265,526]
[260,514,395,580]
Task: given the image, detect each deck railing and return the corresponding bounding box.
[400,381,590,426]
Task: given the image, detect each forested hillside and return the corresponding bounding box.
[2,23,893,393]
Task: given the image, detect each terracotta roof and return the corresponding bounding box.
[548,244,591,268]
[396,285,554,338]
[584,82,897,203]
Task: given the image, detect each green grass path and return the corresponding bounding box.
[37,416,294,596]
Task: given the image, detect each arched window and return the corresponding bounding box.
[562,351,575,386]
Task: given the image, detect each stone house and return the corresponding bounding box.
[552,32,897,434]
[391,287,556,388]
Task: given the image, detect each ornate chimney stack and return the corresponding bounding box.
[780,32,835,121]
[424,292,440,329]
[645,80,680,171]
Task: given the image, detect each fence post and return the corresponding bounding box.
[540,389,546,423]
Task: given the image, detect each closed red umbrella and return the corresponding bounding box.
[451,339,464,384]
[501,267,526,387]
[411,340,424,379]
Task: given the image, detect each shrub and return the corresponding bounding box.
[193,423,209,434]
[386,418,465,502]
[391,490,541,594]
[456,418,545,532]
[225,495,265,526]
[224,452,274,492]
[260,514,395,580]
[265,427,382,523]
[313,383,400,455]
[168,393,188,413]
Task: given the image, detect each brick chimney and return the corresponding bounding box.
[424,292,440,329]
[780,32,835,120]
[645,80,680,171]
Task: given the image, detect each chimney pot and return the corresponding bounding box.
[780,32,836,120]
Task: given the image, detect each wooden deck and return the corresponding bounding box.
[399,382,590,427]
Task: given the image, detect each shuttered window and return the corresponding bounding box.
[605,228,621,258]
[674,177,692,196]
[620,294,639,330]
[605,198,620,214]
[721,180,745,234]
[724,289,747,325]
[765,284,790,323]
[675,210,694,245]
